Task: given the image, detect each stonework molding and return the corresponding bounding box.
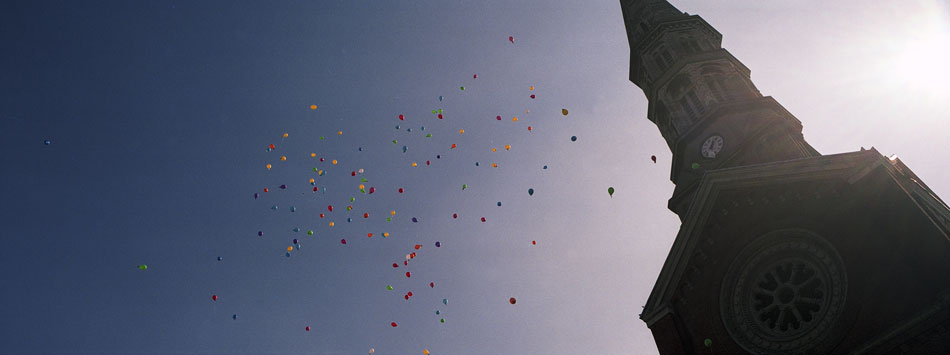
[720,228,847,354]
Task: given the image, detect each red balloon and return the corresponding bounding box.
[399,114,405,120]
[426,160,430,166]
[429,282,435,288]
[527,126,532,131]
[509,36,514,43]
[407,291,413,297]
[452,213,458,219]
[404,295,409,300]
[363,212,369,218]
[391,322,398,327]
[414,244,422,250]
[319,157,325,162]
[327,205,333,212]
[398,188,404,193]
[319,213,325,218]
[269,144,275,149]
[481,217,487,222]
[532,240,537,245]
[393,263,399,268]
[403,260,408,266]
[437,114,443,119]
[313,187,318,192]
[530,94,536,99]
[473,74,478,79]
[306,326,310,331]
[263,188,269,192]
[651,155,657,163]
[369,187,375,194]
[212,294,217,301]
[367,233,373,238]
[340,239,347,245]
[496,115,502,120]
[406,272,411,278]
[351,171,356,176]
[509,297,516,304]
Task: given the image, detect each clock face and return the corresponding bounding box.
[701,135,724,158]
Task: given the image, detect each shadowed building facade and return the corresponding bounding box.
[620,0,950,353]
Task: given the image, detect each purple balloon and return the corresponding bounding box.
[412,217,418,223]
[435,241,441,247]
[258,231,263,237]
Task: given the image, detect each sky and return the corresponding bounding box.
[1,0,948,353]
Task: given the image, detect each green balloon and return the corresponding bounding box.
[392,140,398,144]
[308,230,314,235]
[386,217,392,222]
[704,338,712,347]
[462,184,467,190]
[460,86,465,91]
[138,264,147,270]
[350,197,356,202]
[440,318,445,323]
[426,133,432,138]
[691,162,701,169]
[386,285,393,290]
[608,187,615,197]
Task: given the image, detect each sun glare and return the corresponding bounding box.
[891,3,950,100]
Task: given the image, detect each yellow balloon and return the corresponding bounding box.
[329,221,335,227]
[359,184,365,190]
[390,210,396,216]
[311,153,316,157]
[412,162,418,167]
[287,246,293,252]
[266,164,272,170]
[283,133,288,138]
[332,160,338,165]
[512,117,518,122]
[491,148,497,152]
[337,131,343,135]
[505,144,511,150]
[310,105,317,110]
[318,169,324,176]
[529,85,534,91]
[383,232,390,237]
[309,178,315,184]
[561,108,569,116]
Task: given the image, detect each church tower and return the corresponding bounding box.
[621,0,950,353]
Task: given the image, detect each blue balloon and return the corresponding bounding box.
[497,202,502,206]
[435,241,441,247]
[347,217,352,222]
[543,165,548,169]
[285,252,291,257]
[290,206,296,212]
[402,145,408,153]
[420,126,425,131]
[232,314,237,320]
[571,136,577,141]
[475,162,480,166]
[271,205,278,210]
[439,95,443,101]
[293,227,300,232]
[44,139,51,145]
[528,188,534,196]
[217,256,222,261]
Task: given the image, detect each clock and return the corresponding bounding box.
[701,135,724,159]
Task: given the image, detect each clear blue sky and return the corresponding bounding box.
[1,0,947,353]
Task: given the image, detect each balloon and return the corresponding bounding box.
[364,212,369,218]
[412,217,418,223]
[271,205,278,210]
[543,165,548,169]
[512,116,518,122]
[426,160,430,165]
[290,206,296,212]
[308,230,314,235]
[383,232,390,237]
[439,95,443,101]
[391,322,398,327]
[402,145,408,153]
[704,339,712,347]
[266,164,272,170]
[332,159,338,165]
[310,105,317,110]
[492,148,497,152]
[408,291,413,297]
[481,217,486,222]
[440,318,445,323]
[340,238,346,244]
[358,168,364,174]
[254,193,259,199]
[399,114,405,120]
[329,221,335,227]
[451,144,457,149]
[319,213,325,218]
[436,154,441,159]
[528,188,534,196]
[258,231,263,236]
[414,244,422,250]
[392,263,399,268]
[369,187,375,194]
[532,240,537,245]
[406,272,411,278]
[437,114,442,119]
[387,285,393,290]
[651,155,657,163]
[528,126,532,131]
[282,133,288,138]
[293,238,298,244]
[311,153,316,157]
[412,162,417,167]
[370,348,375,354]
[436,310,440,315]
[571,136,577,141]
[309,178,315,184]
[492,163,498,168]
[443,298,447,305]
[530,94,536,99]
[286,252,291,257]
[346,206,352,211]
[459,129,464,135]
[509,36,514,43]
[138,264,147,270]
[212,294,217,301]
[452,213,458,219]
[263,188,269,192]
[217,256,223,261]
[562,108,568,115]
[509,297,517,304]
[691,162,700,169]
[391,210,396,216]
[462,184,467,190]
[269,144,275,149]
[475,162,479,166]
[424,350,430,355]
[279,184,287,189]
[608,187,615,197]
[497,201,502,206]
[306,326,310,331]
[327,205,333,212]
[429,282,435,288]
[233,314,237,320]
[337,131,342,135]
[44,139,51,145]
[435,241,441,247]
[460,86,465,91]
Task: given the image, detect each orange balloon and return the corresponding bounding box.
[311,152,316,157]
[266,164,272,170]
[332,160,338,165]
[512,117,518,122]
[459,129,464,135]
[310,105,317,110]
[281,156,287,161]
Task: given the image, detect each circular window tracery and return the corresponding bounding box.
[720,229,847,354]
